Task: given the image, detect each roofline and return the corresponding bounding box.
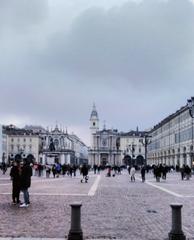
[149,105,188,133]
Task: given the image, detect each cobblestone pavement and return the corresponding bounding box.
[1,169,194,239]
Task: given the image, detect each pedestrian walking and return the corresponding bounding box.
[128,166,131,176]
[162,164,167,180]
[185,165,191,180]
[52,164,56,178]
[155,164,162,182]
[141,165,146,182]
[130,166,136,182]
[56,163,61,178]
[106,166,111,177]
[97,165,101,174]
[118,166,121,175]
[1,162,7,174]
[20,160,32,208]
[38,164,42,177]
[93,164,97,174]
[73,164,77,177]
[62,164,67,176]
[180,164,185,180]
[10,160,21,204]
[81,164,89,183]
[46,165,51,178]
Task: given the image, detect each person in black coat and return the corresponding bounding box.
[10,161,21,204]
[20,160,32,208]
[81,164,89,183]
[141,165,146,182]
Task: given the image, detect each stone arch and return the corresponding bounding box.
[168,149,171,155]
[26,154,35,163]
[136,155,144,165]
[123,155,132,166]
[15,154,21,161]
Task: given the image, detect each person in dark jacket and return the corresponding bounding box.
[2,162,7,174]
[10,161,21,204]
[185,165,191,180]
[180,164,185,180]
[81,164,89,183]
[20,160,32,208]
[52,164,56,178]
[141,165,146,182]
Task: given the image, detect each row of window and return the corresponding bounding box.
[175,127,193,144]
[10,145,32,151]
[152,110,191,137]
[149,126,194,151]
[11,138,32,143]
[126,148,142,153]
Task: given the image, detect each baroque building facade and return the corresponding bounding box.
[88,105,147,166]
[147,104,194,167]
[1,124,88,165]
[39,125,88,165]
[89,105,121,166]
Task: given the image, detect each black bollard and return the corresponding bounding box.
[68,203,83,240]
[168,204,186,240]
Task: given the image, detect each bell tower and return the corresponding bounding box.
[90,103,99,147]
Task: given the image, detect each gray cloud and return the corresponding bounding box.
[43,0,194,88]
[0,0,48,32]
[0,0,194,144]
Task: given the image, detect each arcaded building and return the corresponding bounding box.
[147,104,194,167]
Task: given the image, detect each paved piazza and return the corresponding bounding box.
[1,170,194,240]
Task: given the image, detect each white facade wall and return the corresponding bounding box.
[89,129,122,166]
[8,135,40,162]
[70,135,88,163]
[0,125,2,162]
[0,126,8,163]
[120,135,145,159]
[148,107,194,167]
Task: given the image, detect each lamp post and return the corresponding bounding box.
[116,137,120,166]
[139,134,152,166]
[187,97,194,168]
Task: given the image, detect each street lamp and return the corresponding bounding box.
[187,97,194,118]
[116,137,120,166]
[139,134,152,166]
[187,97,194,168]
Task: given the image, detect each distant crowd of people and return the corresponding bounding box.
[1,160,194,208]
[33,163,89,179]
[126,163,193,183]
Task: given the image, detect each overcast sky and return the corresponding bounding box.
[0,0,194,145]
